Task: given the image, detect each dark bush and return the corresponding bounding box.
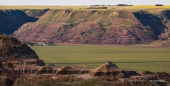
[155,4,164,6]
[88,7,107,9]
[116,4,133,6]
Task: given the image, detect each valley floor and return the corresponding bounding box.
[31,45,170,73]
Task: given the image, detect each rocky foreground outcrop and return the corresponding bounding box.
[0,34,46,85]
[12,61,170,86]
[90,61,139,80]
[0,34,169,86]
[0,35,45,73]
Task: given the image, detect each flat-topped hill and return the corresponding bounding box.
[12,9,170,44]
[0,6,170,44]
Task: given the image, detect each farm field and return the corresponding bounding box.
[31,45,170,73]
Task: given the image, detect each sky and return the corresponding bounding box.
[0,0,170,6]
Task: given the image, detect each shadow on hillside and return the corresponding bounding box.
[46,61,170,64]
[0,10,38,35]
[162,10,170,20]
[133,11,167,37]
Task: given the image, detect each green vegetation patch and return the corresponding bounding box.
[31,45,170,73]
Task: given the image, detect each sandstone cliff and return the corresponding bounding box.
[12,9,170,44]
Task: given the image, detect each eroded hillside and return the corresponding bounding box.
[0,9,49,35]
[2,9,170,44]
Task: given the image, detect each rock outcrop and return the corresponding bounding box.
[90,61,140,80]
[90,61,125,79]
[0,34,47,85]
[56,66,82,75]
[0,34,45,74]
[142,71,170,82]
[0,35,38,59]
[0,71,18,86]
[12,9,170,45]
[35,64,58,74]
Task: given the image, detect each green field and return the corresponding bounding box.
[31,45,170,73]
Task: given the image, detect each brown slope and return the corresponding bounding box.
[0,34,45,73]
[13,9,170,44]
[0,34,46,86]
[0,34,45,86]
[0,34,38,59]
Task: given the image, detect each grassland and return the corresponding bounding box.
[31,45,170,73]
[0,5,170,10]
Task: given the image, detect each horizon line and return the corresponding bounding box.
[0,4,170,6]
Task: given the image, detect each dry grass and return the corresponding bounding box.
[132,5,170,9]
[0,5,89,10]
[0,5,170,10]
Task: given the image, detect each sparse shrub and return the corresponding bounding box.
[118,11,129,18]
[155,4,164,6]
[88,7,108,9]
[79,79,97,86]
[37,79,54,86]
[116,4,133,6]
